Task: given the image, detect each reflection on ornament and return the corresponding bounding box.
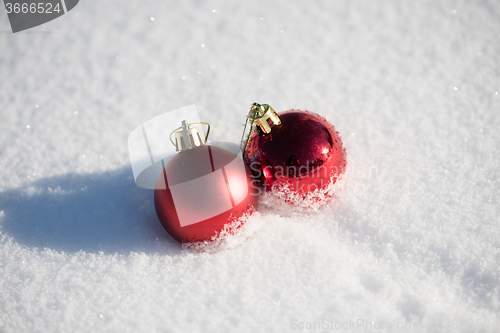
[155,121,258,243]
[242,103,346,206]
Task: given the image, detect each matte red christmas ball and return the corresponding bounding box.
[243,103,346,205]
[155,121,258,243]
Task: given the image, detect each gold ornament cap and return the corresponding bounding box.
[240,102,282,158]
[249,103,281,134]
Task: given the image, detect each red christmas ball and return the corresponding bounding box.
[244,109,346,205]
[155,145,258,243]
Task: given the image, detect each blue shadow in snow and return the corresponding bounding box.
[0,167,183,254]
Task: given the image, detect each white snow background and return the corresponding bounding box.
[0,0,499,332]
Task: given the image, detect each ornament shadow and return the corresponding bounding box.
[0,167,183,255]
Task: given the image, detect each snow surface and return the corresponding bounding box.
[1,0,499,332]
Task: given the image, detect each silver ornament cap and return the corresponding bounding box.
[171,120,209,151]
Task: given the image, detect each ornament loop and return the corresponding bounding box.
[170,121,210,151]
[239,103,281,159]
[249,103,281,134]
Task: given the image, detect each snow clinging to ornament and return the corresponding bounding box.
[154,121,258,243]
[128,104,346,245]
[128,105,258,244]
[241,103,347,207]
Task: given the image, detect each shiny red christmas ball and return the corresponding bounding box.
[244,109,346,204]
[155,145,258,243]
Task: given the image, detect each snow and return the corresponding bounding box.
[1,0,499,332]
